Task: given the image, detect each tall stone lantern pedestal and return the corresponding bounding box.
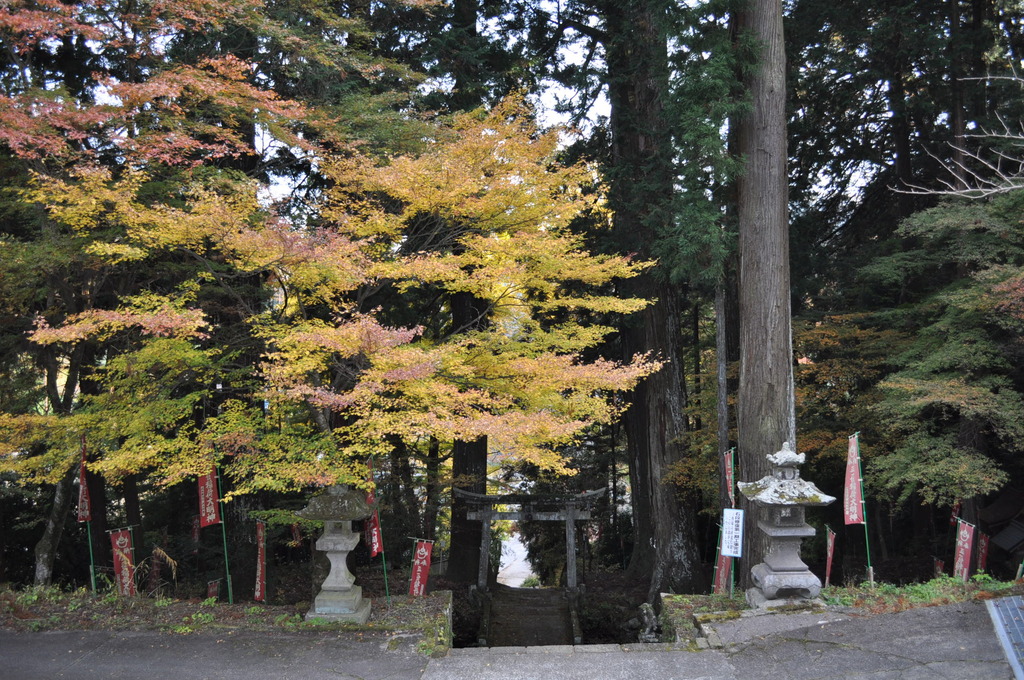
[297,485,372,624]
[738,442,835,609]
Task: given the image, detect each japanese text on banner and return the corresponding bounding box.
[953,519,975,582]
[409,540,433,596]
[843,435,864,525]
[110,529,136,596]
[198,468,221,527]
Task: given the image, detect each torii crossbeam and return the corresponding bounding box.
[453,488,606,591]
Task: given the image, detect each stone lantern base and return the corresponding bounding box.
[311,584,372,624]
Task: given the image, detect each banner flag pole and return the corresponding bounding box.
[85,521,97,594]
[215,465,233,604]
[846,432,873,585]
[77,435,97,594]
[366,457,390,605]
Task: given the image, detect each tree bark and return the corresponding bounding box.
[445,291,490,583]
[604,0,706,597]
[735,0,794,589]
[34,468,75,585]
[421,437,443,540]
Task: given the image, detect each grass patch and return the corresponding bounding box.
[659,592,746,644]
[0,583,453,655]
[821,574,1020,613]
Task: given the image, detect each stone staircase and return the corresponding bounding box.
[479,584,576,647]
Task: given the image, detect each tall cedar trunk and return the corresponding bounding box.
[86,466,109,567]
[422,437,442,540]
[949,0,968,190]
[445,291,489,583]
[735,0,794,590]
[715,285,732,510]
[882,10,914,218]
[604,0,705,597]
[442,0,492,584]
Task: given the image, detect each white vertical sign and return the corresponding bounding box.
[721,508,745,557]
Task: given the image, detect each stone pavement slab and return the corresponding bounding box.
[0,629,428,680]
[705,607,853,645]
[723,600,1010,680]
[422,645,734,680]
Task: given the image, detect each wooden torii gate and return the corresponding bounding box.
[454,488,606,591]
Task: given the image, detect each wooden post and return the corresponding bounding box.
[565,503,577,589]
[477,508,492,591]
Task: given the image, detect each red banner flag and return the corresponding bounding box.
[255,521,266,602]
[198,468,221,527]
[949,501,962,527]
[977,532,990,572]
[409,540,433,596]
[366,511,383,557]
[843,434,865,525]
[364,459,383,557]
[713,550,732,595]
[207,579,220,599]
[724,448,735,509]
[825,526,836,587]
[76,436,91,523]
[935,558,945,576]
[110,529,136,596]
[953,519,975,582]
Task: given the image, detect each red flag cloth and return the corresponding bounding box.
[409,540,433,596]
[953,519,975,582]
[207,580,220,599]
[724,448,735,509]
[712,550,732,595]
[934,558,945,576]
[76,437,91,523]
[366,511,383,557]
[110,529,136,596]
[255,521,266,602]
[198,468,221,527]
[950,501,962,527]
[825,526,836,587]
[364,459,383,557]
[843,434,865,525]
[977,532,990,572]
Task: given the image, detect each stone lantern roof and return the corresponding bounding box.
[296,484,371,521]
[738,442,836,507]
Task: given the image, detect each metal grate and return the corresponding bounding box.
[988,595,1024,680]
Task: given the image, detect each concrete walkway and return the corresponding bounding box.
[0,599,1011,680]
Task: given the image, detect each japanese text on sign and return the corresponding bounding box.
[721,508,744,558]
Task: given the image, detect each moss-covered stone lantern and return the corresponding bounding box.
[738,442,835,608]
[296,484,372,624]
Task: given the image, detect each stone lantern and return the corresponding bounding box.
[738,442,835,608]
[296,485,372,624]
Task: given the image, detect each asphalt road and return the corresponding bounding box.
[0,599,1012,680]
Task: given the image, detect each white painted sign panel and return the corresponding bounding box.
[721,508,745,558]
